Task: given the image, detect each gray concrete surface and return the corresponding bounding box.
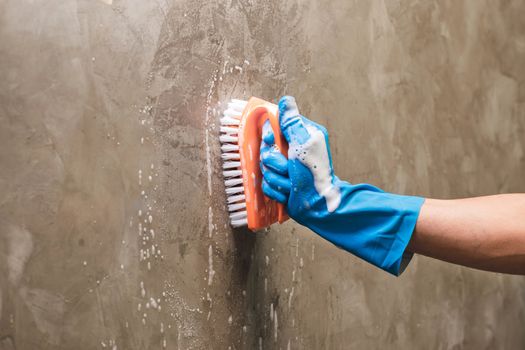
[1,0,525,349]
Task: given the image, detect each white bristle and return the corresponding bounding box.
[223,170,242,178]
[220,126,239,134]
[223,110,242,118]
[220,117,241,125]
[221,153,240,160]
[219,135,238,143]
[221,99,249,228]
[227,103,247,112]
[231,218,248,227]
[231,98,248,105]
[225,178,243,187]
[229,104,247,113]
[225,186,244,195]
[230,211,247,220]
[227,194,245,203]
[223,161,241,169]
[221,144,239,152]
[228,202,247,212]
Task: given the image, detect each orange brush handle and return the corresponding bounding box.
[238,97,289,231]
[262,103,289,223]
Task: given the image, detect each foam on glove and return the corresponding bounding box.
[289,124,341,212]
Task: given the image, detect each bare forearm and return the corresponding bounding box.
[408,194,525,274]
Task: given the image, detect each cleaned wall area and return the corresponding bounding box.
[1,0,524,349]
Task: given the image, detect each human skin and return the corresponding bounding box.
[407,194,525,275]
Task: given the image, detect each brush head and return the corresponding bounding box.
[220,99,249,227]
[220,97,289,231]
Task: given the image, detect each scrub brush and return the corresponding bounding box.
[219,97,289,231]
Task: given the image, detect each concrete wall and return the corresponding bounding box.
[1,0,524,349]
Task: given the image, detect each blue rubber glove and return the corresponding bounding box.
[260,96,425,275]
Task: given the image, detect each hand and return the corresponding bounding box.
[260,96,342,222]
[260,96,425,275]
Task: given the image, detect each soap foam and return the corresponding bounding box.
[289,125,341,212]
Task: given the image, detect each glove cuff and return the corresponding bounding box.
[305,183,425,276]
[382,194,425,275]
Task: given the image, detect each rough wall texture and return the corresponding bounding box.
[1,0,524,349]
